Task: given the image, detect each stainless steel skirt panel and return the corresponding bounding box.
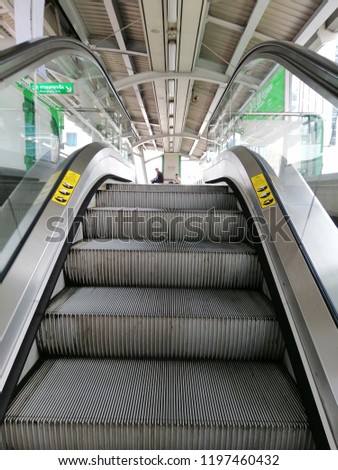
[37,287,284,360]
[4,359,314,450]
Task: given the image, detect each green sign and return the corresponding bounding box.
[30,83,74,95]
[244,67,285,118]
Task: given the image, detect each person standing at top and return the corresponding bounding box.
[151,168,164,184]
[174,173,181,184]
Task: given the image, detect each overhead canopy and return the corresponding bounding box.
[1,0,337,159]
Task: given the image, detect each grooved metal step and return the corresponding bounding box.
[96,184,238,210]
[4,359,314,450]
[64,240,263,288]
[105,184,229,192]
[83,208,246,241]
[37,287,284,360]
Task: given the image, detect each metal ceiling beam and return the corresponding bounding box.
[59,0,89,43]
[89,37,147,57]
[207,14,273,43]
[103,0,156,150]
[188,0,270,158]
[226,0,270,78]
[140,0,165,71]
[188,86,225,157]
[43,17,57,36]
[196,57,227,75]
[327,9,338,33]
[114,68,260,94]
[174,0,208,154]
[133,131,200,148]
[196,60,261,87]
[114,69,229,91]
[1,0,14,17]
[0,19,15,36]
[179,0,207,72]
[174,77,193,153]
[294,0,338,46]
[139,0,167,151]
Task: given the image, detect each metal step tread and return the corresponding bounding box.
[65,240,262,288]
[4,359,313,449]
[96,185,238,210]
[37,287,284,360]
[103,183,230,193]
[70,239,255,253]
[83,208,246,241]
[45,287,276,320]
[86,207,243,213]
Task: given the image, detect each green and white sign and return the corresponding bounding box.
[244,67,285,118]
[30,83,74,95]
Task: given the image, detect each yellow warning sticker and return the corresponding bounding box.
[251,173,276,208]
[52,170,81,205]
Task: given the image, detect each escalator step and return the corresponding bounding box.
[37,287,284,360]
[96,184,238,210]
[104,183,229,192]
[83,208,246,242]
[64,240,263,288]
[4,359,314,450]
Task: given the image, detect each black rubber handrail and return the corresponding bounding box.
[204,146,337,448]
[213,40,338,116]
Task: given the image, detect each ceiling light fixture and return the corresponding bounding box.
[168,101,174,115]
[168,40,176,71]
[168,79,175,99]
[167,0,177,24]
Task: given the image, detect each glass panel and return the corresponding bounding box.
[0,48,133,274]
[208,58,338,180]
[207,50,338,315]
[181,158,203,184]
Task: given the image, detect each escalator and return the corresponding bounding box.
[2,181,314,449]
[1,38,338,450]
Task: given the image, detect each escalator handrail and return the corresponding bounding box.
[249,147,338,326]
[212,40,338,118]
[0,143,131,283]
[205,144,338,325]
[203,145,338,448]
[0,142,134,404]
[0,147,78,282]
[0,36,131,123]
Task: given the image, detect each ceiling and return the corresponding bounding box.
[1,0,338,160]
